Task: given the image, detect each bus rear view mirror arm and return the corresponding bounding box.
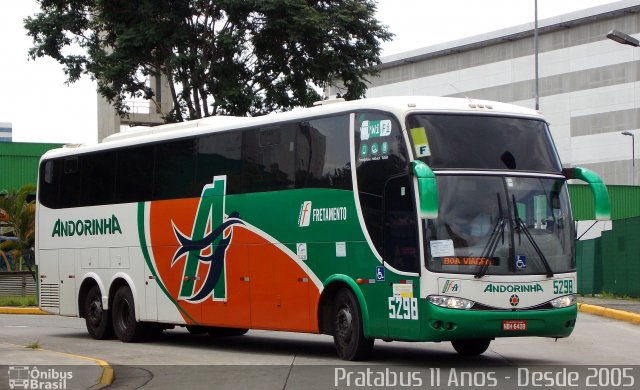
[412,160,438,219]
[563,167,611,221]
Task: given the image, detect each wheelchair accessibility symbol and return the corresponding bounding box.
[515,255,527,270]
[376,266,385,281]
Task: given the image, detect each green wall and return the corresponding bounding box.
[570,184,640,221]
[577,216,640,297]
[0,142,62,191]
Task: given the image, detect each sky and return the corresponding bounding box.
[0,0,622,145]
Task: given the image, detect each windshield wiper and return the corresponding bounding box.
[475,193,505,278]
[512,195,554,278]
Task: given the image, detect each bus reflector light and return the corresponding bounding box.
[356,278,376,284]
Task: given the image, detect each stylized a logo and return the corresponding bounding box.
[171,176,243,302]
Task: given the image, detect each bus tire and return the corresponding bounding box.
[112,286,145,343]
[333,288,374,361]
[451,339,491,356]
[207,327,248,337]
[84,285,113,340]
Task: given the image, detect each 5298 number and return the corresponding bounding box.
[388,297,418,320]
[553,279,574,294]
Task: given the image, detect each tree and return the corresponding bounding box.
[24,0,392,121]
[0,185,36,273]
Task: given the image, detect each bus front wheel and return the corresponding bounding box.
[451,339,491,356]
[333,289,373,361]
[112,286,145,343]
[84,285,113,340]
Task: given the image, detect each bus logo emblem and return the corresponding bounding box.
[510,294,520,306]
[171,176,244,303]
[442,279,461,294]
[298,201,312,227]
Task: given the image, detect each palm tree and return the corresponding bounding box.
[0,184,36,274]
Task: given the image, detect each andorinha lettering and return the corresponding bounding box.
[441,257,498,266]
[312,207,347,222]
[52,215,122,237]
[484,283,544,293]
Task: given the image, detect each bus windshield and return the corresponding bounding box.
[424,175,575,276]
[406,114,562,173]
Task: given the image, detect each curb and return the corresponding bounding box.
[0,306,48,315]
[578,303,640,325]
[39,348,115,390]
[2,342,115,389]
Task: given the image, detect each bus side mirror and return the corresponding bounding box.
[563,167,611,221]
[412,160,438,219]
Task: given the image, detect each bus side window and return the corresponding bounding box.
[243,125,296,192]
[383,175,419,273]
[60,157,81,208]
[39,159,61,208]
[296,115,352,190]
[81,151,116,207]
[115,145,155,204]
[155,139,198,200]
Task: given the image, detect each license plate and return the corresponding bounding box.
[502,320,527,331]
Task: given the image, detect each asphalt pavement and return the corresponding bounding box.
[0,297,638,389]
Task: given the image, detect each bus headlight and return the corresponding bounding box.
[550,294,577,308]
[428,295,475,310]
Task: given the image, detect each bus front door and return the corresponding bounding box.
[383,174,422,340]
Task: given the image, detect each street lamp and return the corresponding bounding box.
[622,131,635,185]
[606,29,640,47]
[608,31,638,185]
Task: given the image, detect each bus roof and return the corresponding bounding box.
[41,96,543,160]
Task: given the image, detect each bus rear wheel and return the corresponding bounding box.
[84,285,113,340]
[112,286,145,343]
[451,339,491,356]
[333,289,373,361]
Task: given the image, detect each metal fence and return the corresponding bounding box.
[0,271,36,297]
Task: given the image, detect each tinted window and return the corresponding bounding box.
[115,145,155,203]
[58,157,81,208]
[81,152,116,206]
[244,125,296,192]
[406,114,562,172]
[354,112,409,254]
[197,131,245,194]
[155,139,198,199]
[38,159,60,208]
[296,115,352,190]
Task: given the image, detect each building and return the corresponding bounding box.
[0,122,11,142]
[329,0,640,186]
[97,73,173,142]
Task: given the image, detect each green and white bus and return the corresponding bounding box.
[36,96,610,360]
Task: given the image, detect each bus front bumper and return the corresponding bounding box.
[422,303,577,342]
